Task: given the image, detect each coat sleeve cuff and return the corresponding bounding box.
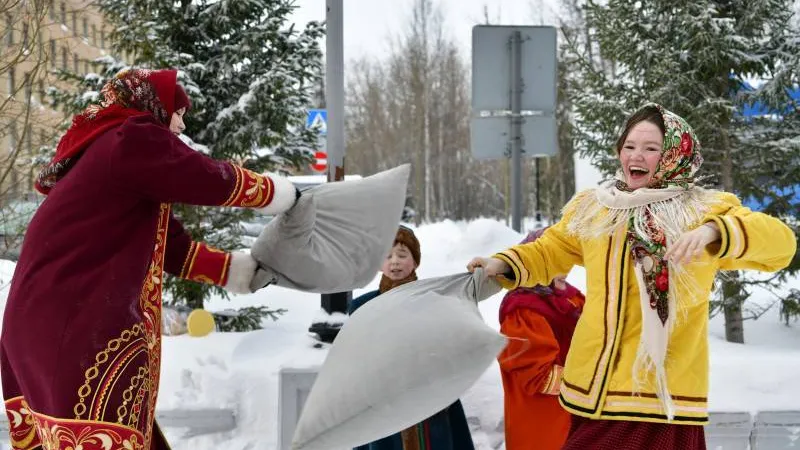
[255,173,297,215]
[179,242,232,287]
[494,250,527,289]
[221,167,297,213]
[540,364,564,395]
[223,251,257,295]
[704,215,747,260]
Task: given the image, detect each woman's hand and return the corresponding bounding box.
[664,222,721,264]
[467,257,511,277]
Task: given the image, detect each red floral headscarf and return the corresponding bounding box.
[36,68,191,195]
[617,103,704,192]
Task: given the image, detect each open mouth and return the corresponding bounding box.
[628,165,650,182]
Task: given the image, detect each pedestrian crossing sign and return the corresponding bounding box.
[306,109,327,135]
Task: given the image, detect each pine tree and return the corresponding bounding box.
[48,0,323,330]
[564,0,800,340]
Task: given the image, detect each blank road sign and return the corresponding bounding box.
[470,25,558,160]
[470,115,557,160]
[472,26,557,112]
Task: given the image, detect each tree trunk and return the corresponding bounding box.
[185,288,205,310]
[722,272,746,343]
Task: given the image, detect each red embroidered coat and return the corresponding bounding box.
[0,115,288,450]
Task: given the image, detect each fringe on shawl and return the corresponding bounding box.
[561,185,720,420]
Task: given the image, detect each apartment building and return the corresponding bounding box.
[1,0,111,203]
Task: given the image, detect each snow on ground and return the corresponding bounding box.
[1,218,800,449]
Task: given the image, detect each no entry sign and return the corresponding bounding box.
[310,151,327,173]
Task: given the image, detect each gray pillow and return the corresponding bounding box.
[249,164,410,293]
[290,269,506,450]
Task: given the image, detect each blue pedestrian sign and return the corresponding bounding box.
[306,109,328,135]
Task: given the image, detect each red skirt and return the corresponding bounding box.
[562,415,706,450]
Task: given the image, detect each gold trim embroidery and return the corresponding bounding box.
[138,203,170,449]
[222,166,273,208]
[179,242,199,278]
[74,324,146,420]
[222,165,244,207]
[4,397,38,450]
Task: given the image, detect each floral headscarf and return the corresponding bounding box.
[617,103,704,192]
[36,69,186,195]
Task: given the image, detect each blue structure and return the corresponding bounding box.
[737,81,800,212]
[738,81,800,118]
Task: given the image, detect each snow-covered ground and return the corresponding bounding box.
[1,218,799,449]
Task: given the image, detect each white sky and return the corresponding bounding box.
[291,0,562,62]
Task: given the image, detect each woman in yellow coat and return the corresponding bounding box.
[468,103,797,449]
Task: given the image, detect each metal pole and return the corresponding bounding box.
[510,31,523,233]
[326,0,344,183]
[535,158,542,226]
[311,0,350,344]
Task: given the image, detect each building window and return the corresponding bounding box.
[73,53,79,73]
[25,125,32,156]
[60,2,66,24]
[50,39,56,68]
[22,23,29,49]
[9,123,19,197]
[72,11,77,36]
[25,126,32,190]
[9,122,17,149]
[23,72,31,102]
[100,29,105,49]
[92,24,97,46]
[82,18,88,38]
[5,14,13,46]
[38,79,45,103]
[84,60,90,74]
[7,66,15,97]
[49,0,55,21]
[39,129,47,159]
[61,46,67,69]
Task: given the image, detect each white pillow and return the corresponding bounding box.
[291,270,506,450]
[249,164,410,293]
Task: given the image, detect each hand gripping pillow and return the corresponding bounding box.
[249,164,410,293]
[291,269,506,450]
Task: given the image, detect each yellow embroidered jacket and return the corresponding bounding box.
[494,191,796,424]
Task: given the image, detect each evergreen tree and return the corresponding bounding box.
[563,0,800,340]
[48,0,323,330]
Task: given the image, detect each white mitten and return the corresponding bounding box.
[224,251,258,295]
[257,173,299,215]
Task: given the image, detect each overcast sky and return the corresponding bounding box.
[291,0,562,62]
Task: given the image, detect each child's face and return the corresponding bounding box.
[381,243,417,281]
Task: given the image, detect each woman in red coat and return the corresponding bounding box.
[0,69,297,450]
[497,228,585,450]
